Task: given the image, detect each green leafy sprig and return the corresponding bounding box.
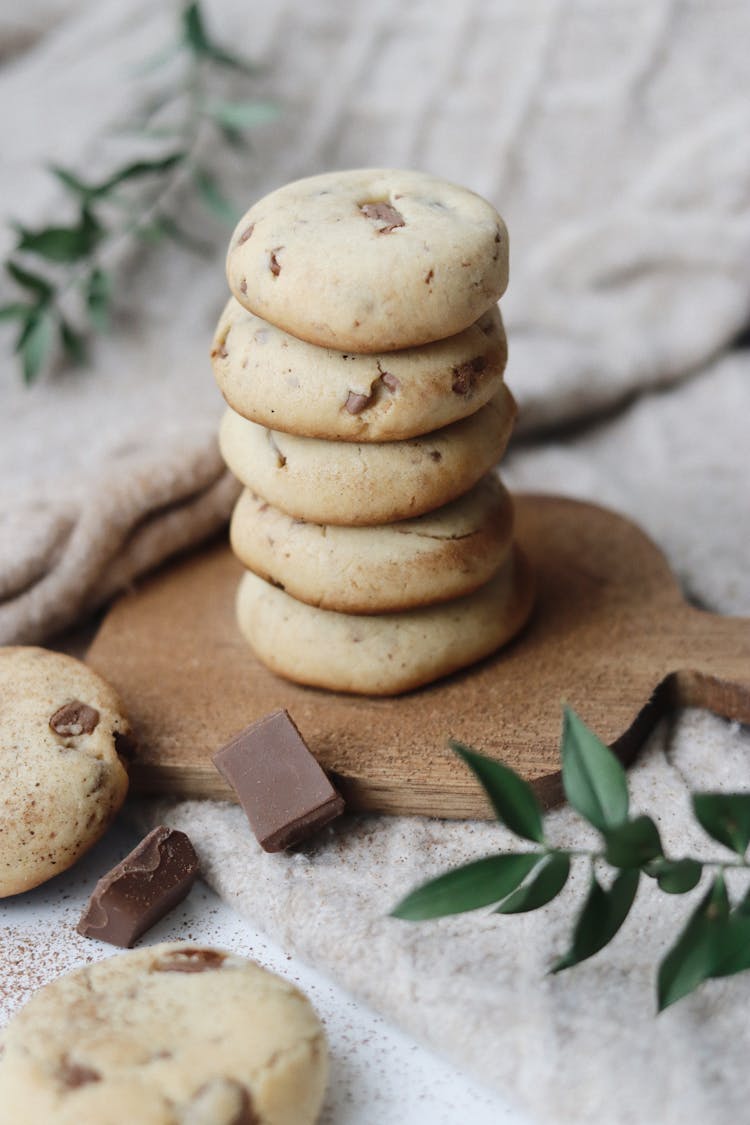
[392,707,750,1012]
[1,1,276,383]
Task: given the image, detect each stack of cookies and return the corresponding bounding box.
[211,169,534,695]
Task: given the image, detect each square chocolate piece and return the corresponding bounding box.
[212,709,345,851]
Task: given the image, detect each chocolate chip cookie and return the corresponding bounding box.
[226,168,508,352]
[0,647,131,898]
[230,475,514,613]
[219,385,517,526]
[212,299,507,442]
[235,546,534,695]
[0,942,327,1124]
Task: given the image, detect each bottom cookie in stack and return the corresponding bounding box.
[230,476,534,695]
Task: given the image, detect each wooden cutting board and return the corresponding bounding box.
[87,494,750,818]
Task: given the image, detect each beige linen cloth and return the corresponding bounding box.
[2,2,750,1122]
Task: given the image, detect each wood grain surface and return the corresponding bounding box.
[87,495,750,818]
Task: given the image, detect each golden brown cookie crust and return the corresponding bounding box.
[226,168,508,352]
[212,299,507,442]
[230,476,514,613]
[0,647,130,898]
[235,546,535,696]
[0,942,327,1125]
[219,385,517,526]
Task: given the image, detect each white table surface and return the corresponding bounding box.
[1,820,536,1125]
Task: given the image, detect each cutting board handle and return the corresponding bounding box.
[672,607,750,723]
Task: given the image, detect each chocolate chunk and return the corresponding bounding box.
[451,356,487,395]
[59,1058,101,1089]
[379,370,400,392]
[345,390,371,414]
[269,248,282,276]
[213,710,345,852]
[77,826,199,948]
[49,700,99,737]
[239,278,247,295]
[151,948,226,973]
[359,202,405,232]
[238,223,255,244]
[424,268,434,284]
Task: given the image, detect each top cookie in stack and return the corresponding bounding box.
[212,169,533,695]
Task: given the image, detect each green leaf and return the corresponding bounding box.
[183,3,257,73]
[182,1,212,53]
[201,98,277,130]
[0,302,34,322]
[49,165,97,201]
[6,259,54,299]
[552,868,639,972]
[86,268,111,332]
[450,741,545,844]
[391,853,542,921]
[18,311,54,384]
[692,793,750,856]
[603,815,663,869]
[561,706,629,832]
[193,167,239,225]
[706,913,750,979]
[495,852,570,914]
[59,318,87,365]
[645,857,703,894]
[16,210,102,263]
[657,875,729,1010]
[98,152,184,193]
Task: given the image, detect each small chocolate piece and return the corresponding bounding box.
[359,202,405,232]
[379,370,400,392]
[151,948,226,974]
[451,356,487,395]
[49,700,99,737]
[77,826,199,948]
[237,223,254,244]
[213,710,345,852]
[59,1058,101,1089]
[345,390,371,414]
[269,248,282,276]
